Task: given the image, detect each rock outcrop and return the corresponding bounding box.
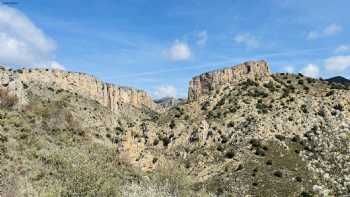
[188,60,271,100]
[0,66,156,111]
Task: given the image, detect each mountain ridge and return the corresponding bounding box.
[1,60,350,196]
[326,76,350,86]
[0,66,157,111]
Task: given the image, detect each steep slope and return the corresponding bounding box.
[0,67,202,196]
[1,60,350,196]
[118,61,350,196]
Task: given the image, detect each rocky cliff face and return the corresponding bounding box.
[0,66,156,111]
[188,60,271,100]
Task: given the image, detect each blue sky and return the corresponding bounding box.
[0,0,350,98]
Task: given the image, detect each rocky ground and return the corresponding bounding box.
[0,61,349,196]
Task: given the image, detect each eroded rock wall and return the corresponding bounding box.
[188,60,271,100]
[0,67,156,111]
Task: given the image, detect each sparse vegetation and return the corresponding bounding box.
[1,63,350,196]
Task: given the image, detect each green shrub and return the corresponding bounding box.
[263,81,277,92]
[242,79,259,87]
[189,129,200,143]
[249,89,268,98]
[169,120,176,129]
[326,90,335,97]
[334,104,344,111]
[201,101,210,110]
[256,102,271,114]
[224,149,235,159]
[300,104,308,113]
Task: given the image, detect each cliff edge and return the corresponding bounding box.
[188,60,271,100]
[0,66,157,111]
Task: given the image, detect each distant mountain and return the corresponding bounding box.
[154,97,185,108]
[326,76,350,85]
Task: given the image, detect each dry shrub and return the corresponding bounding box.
[36,144,134,196]
[0,89,18,108]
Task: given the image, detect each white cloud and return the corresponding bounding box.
[0,5,61,68]
[301,64,320,78]
[33,61,65,70]
[324,24,342,36]
[165,40,191,61]
[48,61,65,70]
[283,65,295,73]
[335,45,350,53]
[307,24,342,40]
[154,85,177,98]
[196,30,208,46]
[324,55,350,73]
[234,33,259,48]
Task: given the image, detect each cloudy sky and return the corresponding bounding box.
[0,0,349,98]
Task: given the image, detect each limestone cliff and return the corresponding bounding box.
[0,66,156,111]
[188,60,271,100]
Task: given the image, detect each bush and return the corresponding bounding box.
[263,81,277,92]
[201,101,210,110]
[0,89,18,108]
[161,136,171,147]
[153,138,159,146]
[300,104,308,113]
[224,149,235,159]
[249,88,268,98]
[216,98,225,106]
[317,109,326,117]
[227,121,235,128]
[306,78,315,83]
[275,134,285,141]
[169,120,176,129]
[207,110,221,119]
[334,104,344,111]
[189,129,200,143]
[325,90,335,97]
[241,79,259,87]
[303,86,310,92]
[273,170,283,177]
[173,107,184,118]
[256,102,271,114]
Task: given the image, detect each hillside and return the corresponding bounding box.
[326,76,350,86]
[0,60,349,196]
